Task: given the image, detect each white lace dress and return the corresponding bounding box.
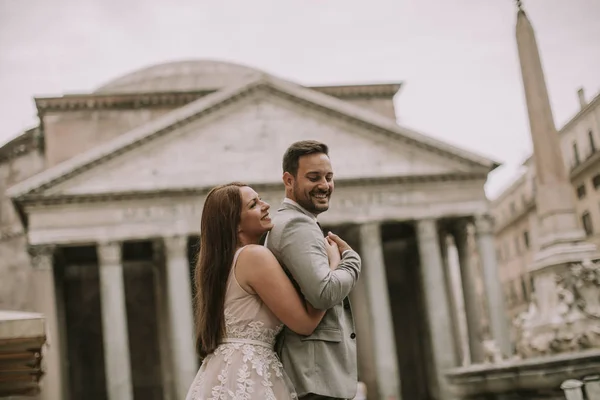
[186,247,297,400]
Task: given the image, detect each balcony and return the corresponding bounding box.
[570,147,600,179]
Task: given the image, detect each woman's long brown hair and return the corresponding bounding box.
[194,182,247,358]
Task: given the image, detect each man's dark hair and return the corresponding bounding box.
[282,140,329,177]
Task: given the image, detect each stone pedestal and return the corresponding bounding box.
[97,242,134,400]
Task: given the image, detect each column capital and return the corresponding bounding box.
[28,245,55,270]
[473,214,494,235]
[97,241,122,266]
[163,235,188,256]
[416,218,438,242]
[358,221,382,236]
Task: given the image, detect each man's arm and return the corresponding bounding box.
[278,216,361,310]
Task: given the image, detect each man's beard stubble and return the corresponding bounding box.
[293,183,330,215]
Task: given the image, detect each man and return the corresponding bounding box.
[266,140,362,400]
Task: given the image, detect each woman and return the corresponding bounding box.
[186,182,341,400]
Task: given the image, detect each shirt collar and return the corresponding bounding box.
[283,197,318,221]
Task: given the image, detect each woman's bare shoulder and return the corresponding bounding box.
[238,245,278,267]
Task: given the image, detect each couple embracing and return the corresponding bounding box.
[185,140,362,400]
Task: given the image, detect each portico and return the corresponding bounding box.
[7,60,508,400]
[16,176,505,400]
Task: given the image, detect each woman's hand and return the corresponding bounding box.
[325,237,341,270]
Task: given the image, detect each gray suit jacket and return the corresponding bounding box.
[265,200,362,399]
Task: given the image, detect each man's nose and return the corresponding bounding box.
[317,180,329,190]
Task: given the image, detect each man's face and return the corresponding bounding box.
[286,153,334,215]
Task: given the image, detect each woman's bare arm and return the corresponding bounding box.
[235,245,325,336]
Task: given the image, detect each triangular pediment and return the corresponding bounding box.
[8,75,498,200]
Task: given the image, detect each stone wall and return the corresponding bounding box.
[43,108,177,166]
[0,138,46,311]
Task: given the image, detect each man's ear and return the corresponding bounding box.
[282,172,294,189]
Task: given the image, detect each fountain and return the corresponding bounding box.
[445,2,600,398]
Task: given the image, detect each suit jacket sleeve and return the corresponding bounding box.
[278,216,361,310]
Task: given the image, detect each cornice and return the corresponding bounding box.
[33,83,402,113]
[35,90,213,113]
[16,172,487,207]
[310,83,402,99]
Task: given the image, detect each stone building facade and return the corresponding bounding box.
[1,60,508,400]
[490,88,600,324]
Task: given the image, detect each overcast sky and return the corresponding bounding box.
[1,0,599,197]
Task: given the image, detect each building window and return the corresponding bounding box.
[590,130,597,153]
[514,237,520,255]
[582,212,594,236]
[510,202,516,215]
[530,275,535,294]
[593,174,600,190]
[523,231,530,248]
[573,142,581,166]
[521,276,529,302]
[577,184,587,199]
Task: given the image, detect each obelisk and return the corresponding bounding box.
[515,0,597,268]
[514,0,600,357]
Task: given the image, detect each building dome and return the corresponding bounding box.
[95,59,261,94]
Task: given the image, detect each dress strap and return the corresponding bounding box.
[232,246,246,270]
[226,246,248,291]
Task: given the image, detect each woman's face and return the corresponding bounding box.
[238,186,273,238]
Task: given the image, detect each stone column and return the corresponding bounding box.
[164,235,197,399]
[452,221,485,364]
[415,219,457,400]
[359,222,401,400]
[474,215,512,358]
[30,245,63,400]
[439,230,463,365]
[97,242,133,400]
[152,240,175,400]
[445,235,472,367]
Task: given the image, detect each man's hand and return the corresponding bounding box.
[327,231,352,254]
[325,237,341,270]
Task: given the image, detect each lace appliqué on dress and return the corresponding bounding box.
[186,309,297,400]
[224,308,283,345]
